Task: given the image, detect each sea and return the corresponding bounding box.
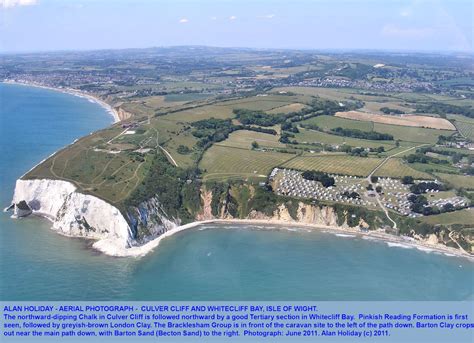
[0,83,473,301]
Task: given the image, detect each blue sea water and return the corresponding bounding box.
[0,83,473,301]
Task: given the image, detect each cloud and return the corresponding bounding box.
[229,15,237,21]
[1,0,37,8]
[381,24,434,39]
[259,14,275,19]
[399,8,412,17]
[178,18,189,24]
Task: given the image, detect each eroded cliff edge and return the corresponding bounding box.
[8,178,473,257]
[8,178,356,256]
[8,179,179,255]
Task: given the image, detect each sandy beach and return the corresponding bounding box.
[2,80,120,123]
[92,218,474,261]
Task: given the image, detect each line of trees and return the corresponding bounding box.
[409,181,447,194]
[330,127,394,141]
[380,107,405,115]
[415,102,474,119]
[408,194,458,216]
[302,170,335,187]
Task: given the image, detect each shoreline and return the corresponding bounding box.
[2,80,120,123]
[94,218,474,262]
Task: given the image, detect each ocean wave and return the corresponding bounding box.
[335,233,356,238]
[416,246,434,253]
[386,242,414,249]
[362,236,377,241]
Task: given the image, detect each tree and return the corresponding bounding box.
[443,203,454,212]
[177,145,191,155]
[251,141,260,150]
[376,186,383,193]
[302,170,335,188]
[402,176,414,184]
[371,176,379,183]
[366,184,374,191]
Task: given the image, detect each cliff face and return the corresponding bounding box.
[125,195,180,243]
[9,179,179,254]
[10,179,348,256]
[11,179,464,256]
[11,179,132,249]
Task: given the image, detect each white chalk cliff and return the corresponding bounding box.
[11,179,134,253]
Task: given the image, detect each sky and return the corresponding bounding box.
[0,0,472,53]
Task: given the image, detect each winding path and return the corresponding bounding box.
[366,144,428,229]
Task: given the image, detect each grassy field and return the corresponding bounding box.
[24,125,148,204]
[164,93,213,102]
[454,120,474,140]
[409,162,459,175]
[221,95,299,111]
[266,103,308,114]
[373,122,451,143]
[161,104,235,122]
[200,145,294,181]
[295,127,397,149]
[281,154,382,177]
[361,101,415,114]
[434,173,474,190]
[421,208,474,226]
[215,130,285,150]
[301,115,374,131]
[373,158,433,179]
[273,86,395,102]
[140,95,186,109]
[148,118,199,167]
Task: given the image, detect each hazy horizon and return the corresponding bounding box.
[1,0,472,54]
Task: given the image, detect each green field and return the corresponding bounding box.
[221,95,298,111]
[281,154,382,177]
[266,103,308,114]
[161,104,235,122]
[421,208,474,226]
[215,130,285,150]
[200,145,294,181]
[302,115,374,131]
[454,120,474,140]
[373,123,451,144]
[295,128,397,149]
[435,173,474,190]
[374,159,433,179]
[164,93,213,102]
[409,162,459,175]
[24,125,148,204]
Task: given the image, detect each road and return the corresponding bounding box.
[366,144,428,230]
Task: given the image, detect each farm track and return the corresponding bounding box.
[367,144,428,229]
